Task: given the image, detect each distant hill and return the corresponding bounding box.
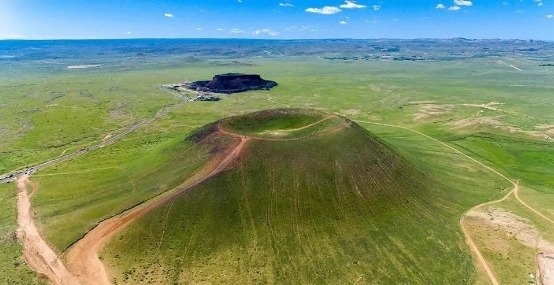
[186,73,277,94]
[103,109,475,284]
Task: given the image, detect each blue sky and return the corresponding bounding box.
[1,0,553,40]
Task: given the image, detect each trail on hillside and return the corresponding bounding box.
[356,119,554,285]
[16,175,80,285]
[459,186,516,285]
[66,133,249,285]
[514,187,554,225]
[218,117,346,142]
[354,120,517,285]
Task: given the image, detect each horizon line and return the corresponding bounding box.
[0,37,552,42]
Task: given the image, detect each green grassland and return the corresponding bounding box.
[1,55,553,283]
[31,128,234,251]
[101,112,507,284]
[465,190,554,285]
[0,183,42,285]
[0,70,179,174]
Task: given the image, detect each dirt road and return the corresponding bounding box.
[66,133,249,285]
[459,186,517,285]
[354,120,517,285]
[355,119,554,285]
[0,100,185,186]
[16,175,80,285]
[514,187,554,225]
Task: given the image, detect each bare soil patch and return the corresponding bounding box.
[66,65,101,69]
[450,117,552,141]
[467,206,554,284]
[536,125,554,135]
[462,102,504,111]
[339,109,361,116]
[535,125,554,130]
[16,175,80,285]
[467,207,554,252]
[537,253,554,285]
[412,103,454,121]
[450,116,505,129]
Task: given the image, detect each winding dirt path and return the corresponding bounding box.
[356,119,554,285]
[459,186,517,285]
[514,187,554,225]
[15,114,554,285]
[65,132,249,285]
[218,115,346,142]
[16,175,81,285]
[354,120,517,285]
[266,94,290,108]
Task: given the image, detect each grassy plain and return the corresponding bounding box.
[1,54,553,283]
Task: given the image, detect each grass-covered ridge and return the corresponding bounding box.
[103,109,477,284]
[219,108,344,139]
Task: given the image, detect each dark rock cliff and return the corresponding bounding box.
[186,73,277,93]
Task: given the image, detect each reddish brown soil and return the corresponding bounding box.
[65,133,249,285]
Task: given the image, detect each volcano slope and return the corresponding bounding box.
[102,109,474,284]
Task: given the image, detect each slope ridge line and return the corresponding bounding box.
[354,120,516,285]
[65,132,249,285]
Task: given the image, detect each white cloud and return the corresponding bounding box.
[253,29,279,36]
[217,28,224,31]
[436,3,446,9]
[535,0,543,6]
[448,5,461,11]
[373,5,381,11]
[453,0,473,6]
[229,28,245,34]
[547,14,554,18]
[126,31,132,34]
[340,1,366,9]
[238,0,242,2]
[164,13,174,18]
[196,27,202,30]
[339,20,347,24]
[279,2,294,7]
[305,6,342,14]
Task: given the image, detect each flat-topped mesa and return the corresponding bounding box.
[186,73,278,94]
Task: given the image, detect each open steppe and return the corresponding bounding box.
[1,39,554,284]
